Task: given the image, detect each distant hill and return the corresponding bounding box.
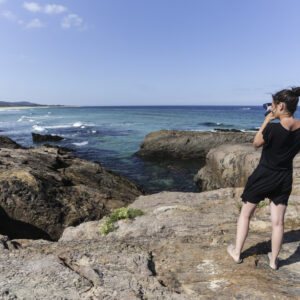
[0,101,44,107]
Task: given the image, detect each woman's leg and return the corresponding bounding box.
[269,201,287,268]
[231,201,257,260]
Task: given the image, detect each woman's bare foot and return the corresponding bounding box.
[227,244,243,264]
[268,252,278,270]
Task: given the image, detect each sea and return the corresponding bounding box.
[1,105,299,193]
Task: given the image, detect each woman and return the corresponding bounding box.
[227,87,300,270]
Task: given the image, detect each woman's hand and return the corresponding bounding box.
[265,110,276,122]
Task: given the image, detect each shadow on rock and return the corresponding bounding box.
[242,229,300,267]
[0,206,53,241]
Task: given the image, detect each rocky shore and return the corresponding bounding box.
[0,136,146,241]
[1,189,299,299]
[0,130,299,299]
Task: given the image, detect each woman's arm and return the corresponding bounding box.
[253,110,276,148]
[253,119,270,148]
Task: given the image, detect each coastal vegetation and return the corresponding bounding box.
[100,206,146,235]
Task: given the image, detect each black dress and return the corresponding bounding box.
[241,122,300,206]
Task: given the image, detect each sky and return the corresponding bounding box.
[0,0,300,106]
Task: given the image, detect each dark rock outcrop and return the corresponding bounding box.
[214,128,243,132]
[41,143,75,154]
[0,144,146,241]
[0,188,299,298]
[0,136,26,149]
[135,129,255,161]
[32,132,64,143]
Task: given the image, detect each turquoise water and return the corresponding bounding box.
[1,105,299,193]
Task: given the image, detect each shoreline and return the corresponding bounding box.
[0,105,82,111]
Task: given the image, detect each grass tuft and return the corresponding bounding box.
[100,206,146,235]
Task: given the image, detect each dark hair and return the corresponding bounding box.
[272,87,300,116]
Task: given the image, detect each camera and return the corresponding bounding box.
[263,102,272,116]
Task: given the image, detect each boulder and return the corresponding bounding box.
[41,143,75,154]
[0,135,26,149]
[32,132,64,143]
[0,144,146,241]
[194,143,300,195]
[135,129,255,161]
[0,188,299,299]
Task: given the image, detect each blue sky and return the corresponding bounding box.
[0,0,300,106]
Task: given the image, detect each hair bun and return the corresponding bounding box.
[291,87,300,97]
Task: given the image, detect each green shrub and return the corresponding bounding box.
[100,207,146,235]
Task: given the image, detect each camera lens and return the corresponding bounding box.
[263,102,272,110]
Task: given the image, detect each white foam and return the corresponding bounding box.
[32,125,46,132]
[44,124,71,129]
[92,130,96,133]
[73,122,83,127]
[17,116,25,122]
[72,141,88,146]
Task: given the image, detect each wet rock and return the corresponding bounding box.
[32,132,64,143]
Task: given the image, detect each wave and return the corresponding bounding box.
[17,116,26,122]
[30,123,95,130]
[43,124,72,129]
[17,115,63,122]
[72,141,89,146]
[241,107,251,110]
[32,125,46,132]
[73,122,83,127]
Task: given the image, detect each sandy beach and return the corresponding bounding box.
[0,105,82,111]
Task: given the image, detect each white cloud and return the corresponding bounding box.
[1,10,24,25]
[21,2,86,31]
[26,18,44,28]
[61,13,83,29]
[23,2,41,13]
[44,4,67,14]
[2,10,17,21]
[23,2,67,14]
